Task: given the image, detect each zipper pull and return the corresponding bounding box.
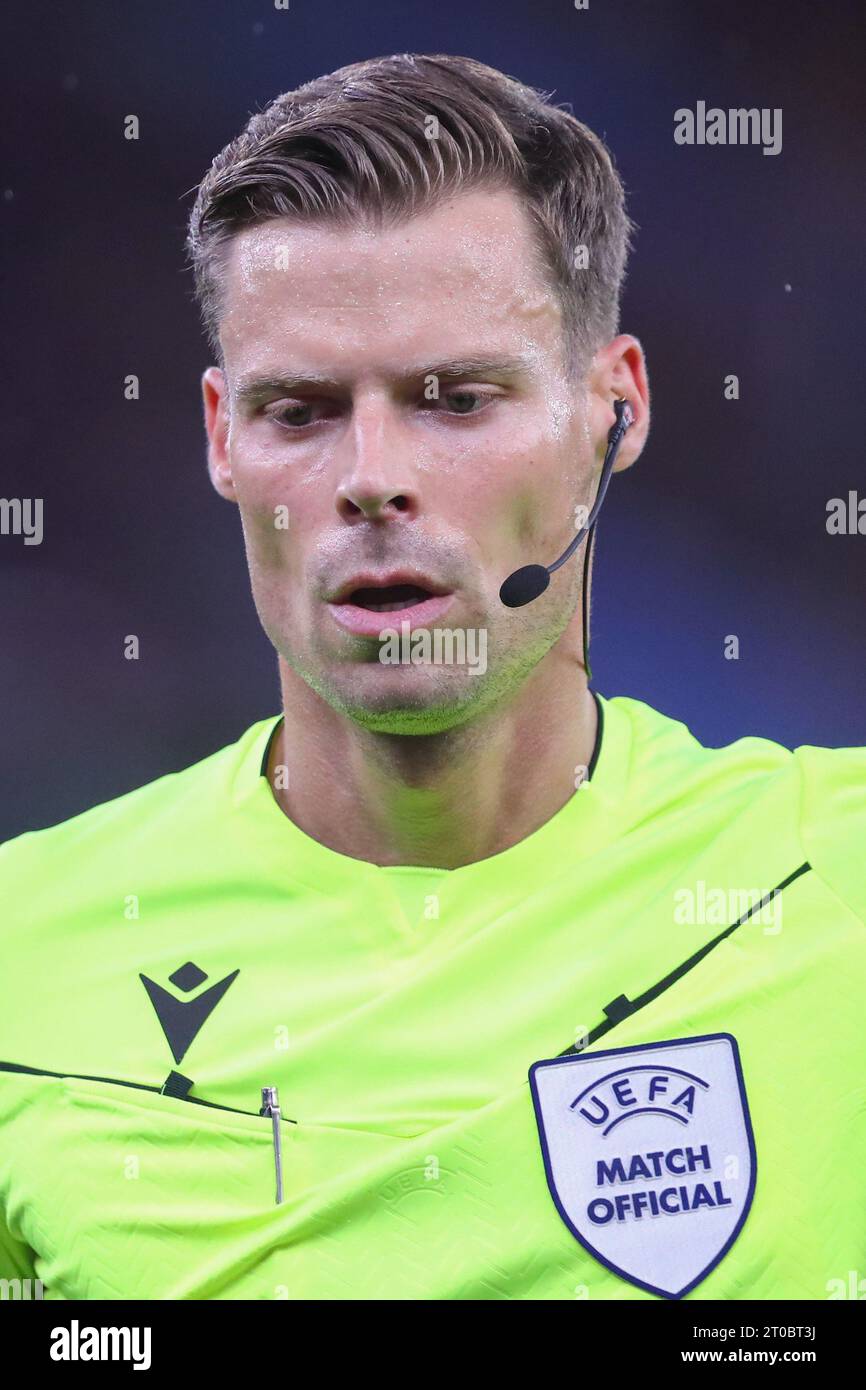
[259,1085,284,1205]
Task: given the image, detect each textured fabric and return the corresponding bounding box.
[0,692,863,1300]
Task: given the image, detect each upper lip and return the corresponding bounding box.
[328,570,452,604]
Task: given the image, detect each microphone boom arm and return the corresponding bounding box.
[499,397,634,608]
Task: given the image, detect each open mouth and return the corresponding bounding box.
[346,583,434,613]
[327,580,454,636]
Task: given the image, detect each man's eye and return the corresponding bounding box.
[265,402,318,429]
[438,390,493,416]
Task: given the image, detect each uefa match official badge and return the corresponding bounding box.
[529,1033,756,1299]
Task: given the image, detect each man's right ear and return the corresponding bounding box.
[202,366,236,501]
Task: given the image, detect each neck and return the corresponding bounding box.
[266,655,598,870]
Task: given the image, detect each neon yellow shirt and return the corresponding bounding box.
[0,692,864,1300]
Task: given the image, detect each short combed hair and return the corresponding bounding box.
[186,52,636,375]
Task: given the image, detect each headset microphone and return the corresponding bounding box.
[499,397,634,609]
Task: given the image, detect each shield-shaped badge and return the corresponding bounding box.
[529,1033,756,1299]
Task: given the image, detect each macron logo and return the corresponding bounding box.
[140,960,239,1065]
[50,1320,151,1371]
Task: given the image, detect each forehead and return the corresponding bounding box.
[217,185,565,374]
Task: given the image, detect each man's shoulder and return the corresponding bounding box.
[608,693,866,921]
[603,692,799,821]
[608,691,865,801]
[0,714,279,883]
[790,738,866,926]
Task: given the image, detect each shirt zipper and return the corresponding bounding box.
[259,1085,284,1204]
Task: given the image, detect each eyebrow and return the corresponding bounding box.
[233,354,535,404]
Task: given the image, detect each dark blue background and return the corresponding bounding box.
[1,0,864,838]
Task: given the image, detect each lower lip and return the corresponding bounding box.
[327,593,454,637]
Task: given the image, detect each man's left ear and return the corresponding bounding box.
[591,335,650,473]
[202,366,236,501]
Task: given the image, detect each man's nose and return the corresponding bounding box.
[334,403,421,521]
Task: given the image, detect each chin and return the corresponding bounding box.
[321,666,489,733]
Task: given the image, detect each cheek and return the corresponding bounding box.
[487,437,582,556]
[231,455,302,571]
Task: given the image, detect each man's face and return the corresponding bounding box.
[203,186,601,733]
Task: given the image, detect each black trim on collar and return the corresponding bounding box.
[261,700,603,783]
[260,717,285,779]
[587,689,604,782]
